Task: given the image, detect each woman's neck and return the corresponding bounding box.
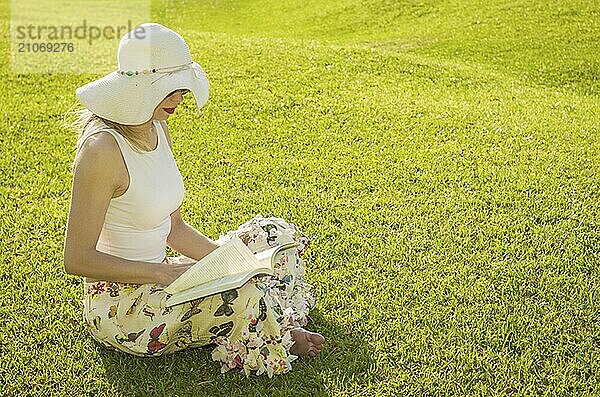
[129,119,153,135]
[129,120,156,149]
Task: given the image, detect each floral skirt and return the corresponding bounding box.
[82,215,316,378]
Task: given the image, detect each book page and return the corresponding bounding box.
[254,241,299,267]
[165,266,274,307]
[165,237,259,294]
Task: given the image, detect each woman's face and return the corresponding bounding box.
[152,89,190,121]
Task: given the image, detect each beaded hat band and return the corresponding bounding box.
[116,62,194,77]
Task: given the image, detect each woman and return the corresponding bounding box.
[63,23,324,378]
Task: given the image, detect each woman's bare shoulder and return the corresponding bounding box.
[75,132,120,164]
[74,131,127,190]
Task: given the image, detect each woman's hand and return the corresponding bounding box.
[159,262,195,286]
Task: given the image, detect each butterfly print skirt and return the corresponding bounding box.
[82,215,316,378]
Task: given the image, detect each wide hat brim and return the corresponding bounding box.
[76,62,209,125]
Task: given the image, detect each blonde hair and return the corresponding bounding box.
[70,107,154,160]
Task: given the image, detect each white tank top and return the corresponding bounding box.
[77,119,185,263]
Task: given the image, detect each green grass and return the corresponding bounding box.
[1,0,599,395]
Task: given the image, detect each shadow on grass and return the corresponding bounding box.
[97,308,377,396]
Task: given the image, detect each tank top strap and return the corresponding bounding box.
[154,120,167,149]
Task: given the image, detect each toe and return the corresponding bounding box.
[308,332,325,345]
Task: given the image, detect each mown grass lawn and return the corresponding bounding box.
[1,0,598,395]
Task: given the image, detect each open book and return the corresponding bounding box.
[164,236,298,307]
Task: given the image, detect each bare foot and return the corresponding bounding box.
[289,328,325,358]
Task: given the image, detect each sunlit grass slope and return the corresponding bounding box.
[1,0,598,395]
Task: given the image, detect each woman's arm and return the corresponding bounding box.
[160,120,220,261]
[63,133,191,285]
[167,208,219,261]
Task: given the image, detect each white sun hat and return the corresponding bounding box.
[76,23,209,125]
